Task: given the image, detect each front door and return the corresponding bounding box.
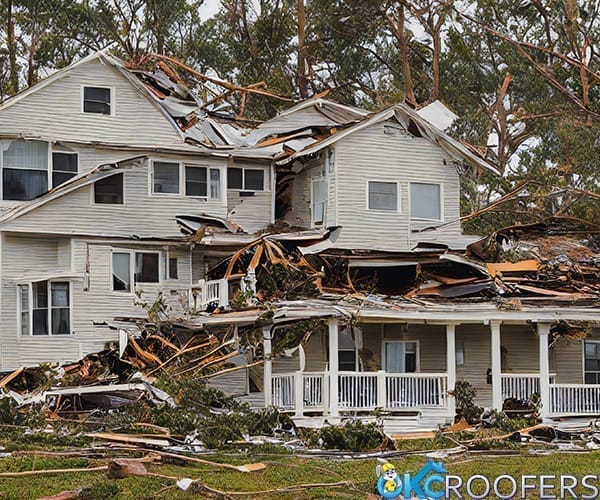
[384,341,417,373]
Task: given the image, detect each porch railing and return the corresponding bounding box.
[271,371,448,413]
[501,373,556,402]
[550,384,600,416]
[189,278,229,310]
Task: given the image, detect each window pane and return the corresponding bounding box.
[210,169,220,199]
[3,140,48,169]
[368,181,397,211]
[153,162,179,193]
[52,172,77,188]
[83,87,111,114]
[112,253,131,291]
[135,253,159,283]
[169,258,178,279]
[244,169,264,190]
[411,183,441,220]
[338,350,356,371]
[19,285,29,336]
[33,281,48,308]
[51,282,69,307]
[33,310,48,335]
[585,342,596,358]
[227,167,243,189]
[185,166,207,197]
[52,308,70,335]
[94,174,123,204]
[405,352,417,372]
[3,169,48,200]
[52,152,77,172]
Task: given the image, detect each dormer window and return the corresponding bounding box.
[83,86,112,115]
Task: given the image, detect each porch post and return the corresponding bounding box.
[263,326,272,407]
[328,318,339,417]
[446,324,456,417]
[294,345,306,417]
[490,321,503,410]
[537,322,551,421]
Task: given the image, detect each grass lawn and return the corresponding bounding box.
[0,446,598,499]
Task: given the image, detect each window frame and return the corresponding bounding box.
[51,149,78,189]
[311,177,328,227]
[92,172,125,206]
[382,340,420,373]
[149,160,222,200]
[366,180,400,213]
[0,139,49,201]
[111,249,163,293]
[227,167,267,191]
[164,248,179,281]
[409,181,444,221]
[81,85,115,116]
[583,340,600,384]
[338,327,358,372]
[17,280,72,337]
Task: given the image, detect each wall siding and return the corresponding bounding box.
[0,58,182,147]
[333,120,462,251]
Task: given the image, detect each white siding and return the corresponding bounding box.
[0,235,192,370]
[0,58,182,147]
[332,120,463,251]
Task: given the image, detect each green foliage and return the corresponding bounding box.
[450,381,483,424]
[79,481,122,500]
[305,420,386,452]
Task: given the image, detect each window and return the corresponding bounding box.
[368,181,398,211]
[311,178,327,226]
[94,173,123,204]
[83,86,111,115]
[168,257,178,280]
[18,281,70,336]
[135,253,159,283]
[152,161,179,194]
[227,167,265,191]
[410,182,441,220]
[1,140,48,200]
[456,341,465,366]
[384,341,417,373]
[112,251,160,292]
[338,328,356,371]
[584,341,600,384]
[52,152,78,188]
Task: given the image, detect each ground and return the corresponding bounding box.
[0,442,598,499]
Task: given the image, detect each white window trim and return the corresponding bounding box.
[90,172,126,207]
[366,180,400,213]
[17,280,73,337]
[382,339,421,372]
[310,177,328,227]
[583,339,600,384]
[164,248,179,281]
[0,139,50,202]
[149,159,223,200]
[111,249,163,293]
[51,148,79,189]
[80,85,115,116]
[409,181,444,222]
[227,166,268,192]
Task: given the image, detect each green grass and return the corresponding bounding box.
[0,446,598,499]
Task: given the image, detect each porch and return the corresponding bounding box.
[261,318,600,426]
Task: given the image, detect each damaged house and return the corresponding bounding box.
[0,51,599,433]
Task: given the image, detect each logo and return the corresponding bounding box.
[376,460,447,499]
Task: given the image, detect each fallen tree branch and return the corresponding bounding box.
[0,466,108,477]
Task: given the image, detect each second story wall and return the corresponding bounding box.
[333,120,462,252]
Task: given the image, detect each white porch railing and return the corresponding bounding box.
[189,278,229,310]
[271,371,448,413]
[501,373,556,401]
[386,373,447,409]
[550,384,600,416]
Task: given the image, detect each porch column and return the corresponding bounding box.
[328,318,339,417]
[537,322,551,421]
[294,345,306,417]
[446,324,456,417]
[263,326,272,407]
[490,321,502,410]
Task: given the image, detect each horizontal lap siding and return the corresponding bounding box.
[0,59,182,146]
[333,121,462,251]
[284,166,312,228]
[456,324,492,407]
[2,163,229,238]
[227,190,272,233]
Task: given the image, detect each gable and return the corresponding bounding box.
[0,57,183,147]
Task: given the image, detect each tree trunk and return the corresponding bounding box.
[296,0,309,98]
[430,31,441,102]
[395,6,417,106]
[7,0,19,94]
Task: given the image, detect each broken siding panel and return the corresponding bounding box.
[283,158,325,228]
[227,190,271,233]
[334,120,462,251]
[2,161,229,238]
[0,59,182,147]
